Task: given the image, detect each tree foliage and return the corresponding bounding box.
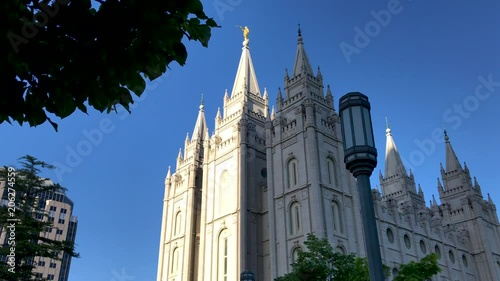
[0,155,79,281]
[2,0,218,130]
[394,253,441,281]
[276,233,440,281]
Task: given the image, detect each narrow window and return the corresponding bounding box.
[218,230,229,281]
[288,159,298,188]
[332,201,343,233]
[290,202,301,235]
[171,248,179,274]
[327,158,336,185]
[174,212,182,235]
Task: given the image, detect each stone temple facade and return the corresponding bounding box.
[156,30,500,281]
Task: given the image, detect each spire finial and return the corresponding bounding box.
[200,93,204,110]
[298,23,301,36]
[385,117,391,135]
[443,125,449,142]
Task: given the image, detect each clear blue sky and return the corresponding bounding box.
[2,1,499,280]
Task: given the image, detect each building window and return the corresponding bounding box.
[386,228,394,244]
[56,229,63,235]
[449,250,455,264]
[174,212,182,236]
[38,260,46,267]
[58,219,65,224]
[332,201,343,234]
[171,248,179,274]
[404,234,411,249]
[290,202,301,235]
[434,245,441,259]
[327,158,337,185]
[335,246,346,254]
[47,274,54,280]
[420,240,426,254]
[392,268,399,278]
[49,262,56,268]
[291,247,301,264]
[462,255,468,268]
[218,230,229,281]
[287,159,298,188]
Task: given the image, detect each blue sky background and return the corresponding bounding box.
[2,0,499,280]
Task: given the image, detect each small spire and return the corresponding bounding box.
[326,84,332,96]
[263,87,268,99]
[224,89,229,99]
[277,87,283,99]
[185,132,190,143]
[285,68,289,80]
[166,166,171,178]
[317,66,322,78]
[271,106,275,119]
[177,148,183,160]
[437,177,443,190]
[488,193,493,204]
[474,176,480,188]
[432,194,438,206]
[216,107,221,119]
[418,184,423,195]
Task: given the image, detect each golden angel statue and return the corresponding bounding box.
[239,26,249,40]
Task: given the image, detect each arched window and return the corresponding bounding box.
[171,247,179,274]
[291,247,301,264]
[174,212,182,236]
[218,229,229,281]
[332,201,343,234]
[287,159,298,188]
[327,157,337,185]
[290,202,301,235]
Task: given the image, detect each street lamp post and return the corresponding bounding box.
[240,270,255,281]
[339,92,384,281]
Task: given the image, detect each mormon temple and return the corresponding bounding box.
[156,28,500,281]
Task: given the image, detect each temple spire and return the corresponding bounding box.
[444,129,462,173]
[384,121,408,178]
[191,98,208,141]
[292,25,314,77]
[230,26,260,98]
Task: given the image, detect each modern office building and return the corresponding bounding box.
[0,178,78,281]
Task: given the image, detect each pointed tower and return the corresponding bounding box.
[157,99,207,281]
[379,121,425,209]
[196,29,269,281]
[437,130,500,281]
[438,130,479,208]
[267,26,361,279]
[224,28,267,119]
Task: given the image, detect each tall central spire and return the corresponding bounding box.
[230,26,260,98]
[292,24,314,77]
[444,129,462,173]
[384,122,408,177]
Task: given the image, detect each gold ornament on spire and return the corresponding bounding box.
[239,26,249,40]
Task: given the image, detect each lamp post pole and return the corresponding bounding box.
[339,92,384,281]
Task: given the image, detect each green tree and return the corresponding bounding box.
[0,155,79,281]
[2,0,218,130]
[276,233,439,281]
[394,253,441,281]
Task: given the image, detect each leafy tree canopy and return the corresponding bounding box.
[2,0,218,130]
[0,155,79,280]
[276,233,440,281]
